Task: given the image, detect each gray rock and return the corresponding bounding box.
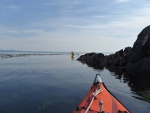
[77,25,150,79]
[126,25,150,77]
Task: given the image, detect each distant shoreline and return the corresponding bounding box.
[0,51,83,59]
[0,53,63,59]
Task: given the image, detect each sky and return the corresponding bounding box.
[0,0,150,52]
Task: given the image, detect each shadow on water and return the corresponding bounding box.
[79,61,150,103]
[127,77,150,102]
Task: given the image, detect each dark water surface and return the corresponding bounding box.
[0,54,150,113]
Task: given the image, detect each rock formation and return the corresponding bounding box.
[126,25,150,78]
[77,25,150,79]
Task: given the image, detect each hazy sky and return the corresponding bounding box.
[0,0,150,52]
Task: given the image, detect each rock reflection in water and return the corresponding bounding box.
[80,60,150,102]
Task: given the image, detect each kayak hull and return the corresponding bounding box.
[73,74,130,113]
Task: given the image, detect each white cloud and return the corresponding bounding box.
[8,5,19,9]
[116,0,130,3]
[21,29,46,34]
[1,1,150,52]
[0,27,46,35]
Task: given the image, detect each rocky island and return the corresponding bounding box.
[77,25,150,79]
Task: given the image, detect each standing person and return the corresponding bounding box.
[71,51,74,59]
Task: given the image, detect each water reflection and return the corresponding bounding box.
[71,56,74,60]
[127,78,150,102]
[79,60,150,103]
[80,61,104,70]
[0,54,149,113]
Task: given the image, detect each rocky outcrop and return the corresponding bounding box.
[77,25,150,79]
[126,25,150,78]
[78,47,132,71]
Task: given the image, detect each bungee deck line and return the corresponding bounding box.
[85,88,102,113]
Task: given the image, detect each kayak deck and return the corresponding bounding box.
[73,74,130,113]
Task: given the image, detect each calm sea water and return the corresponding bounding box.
[0,53,150,113]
